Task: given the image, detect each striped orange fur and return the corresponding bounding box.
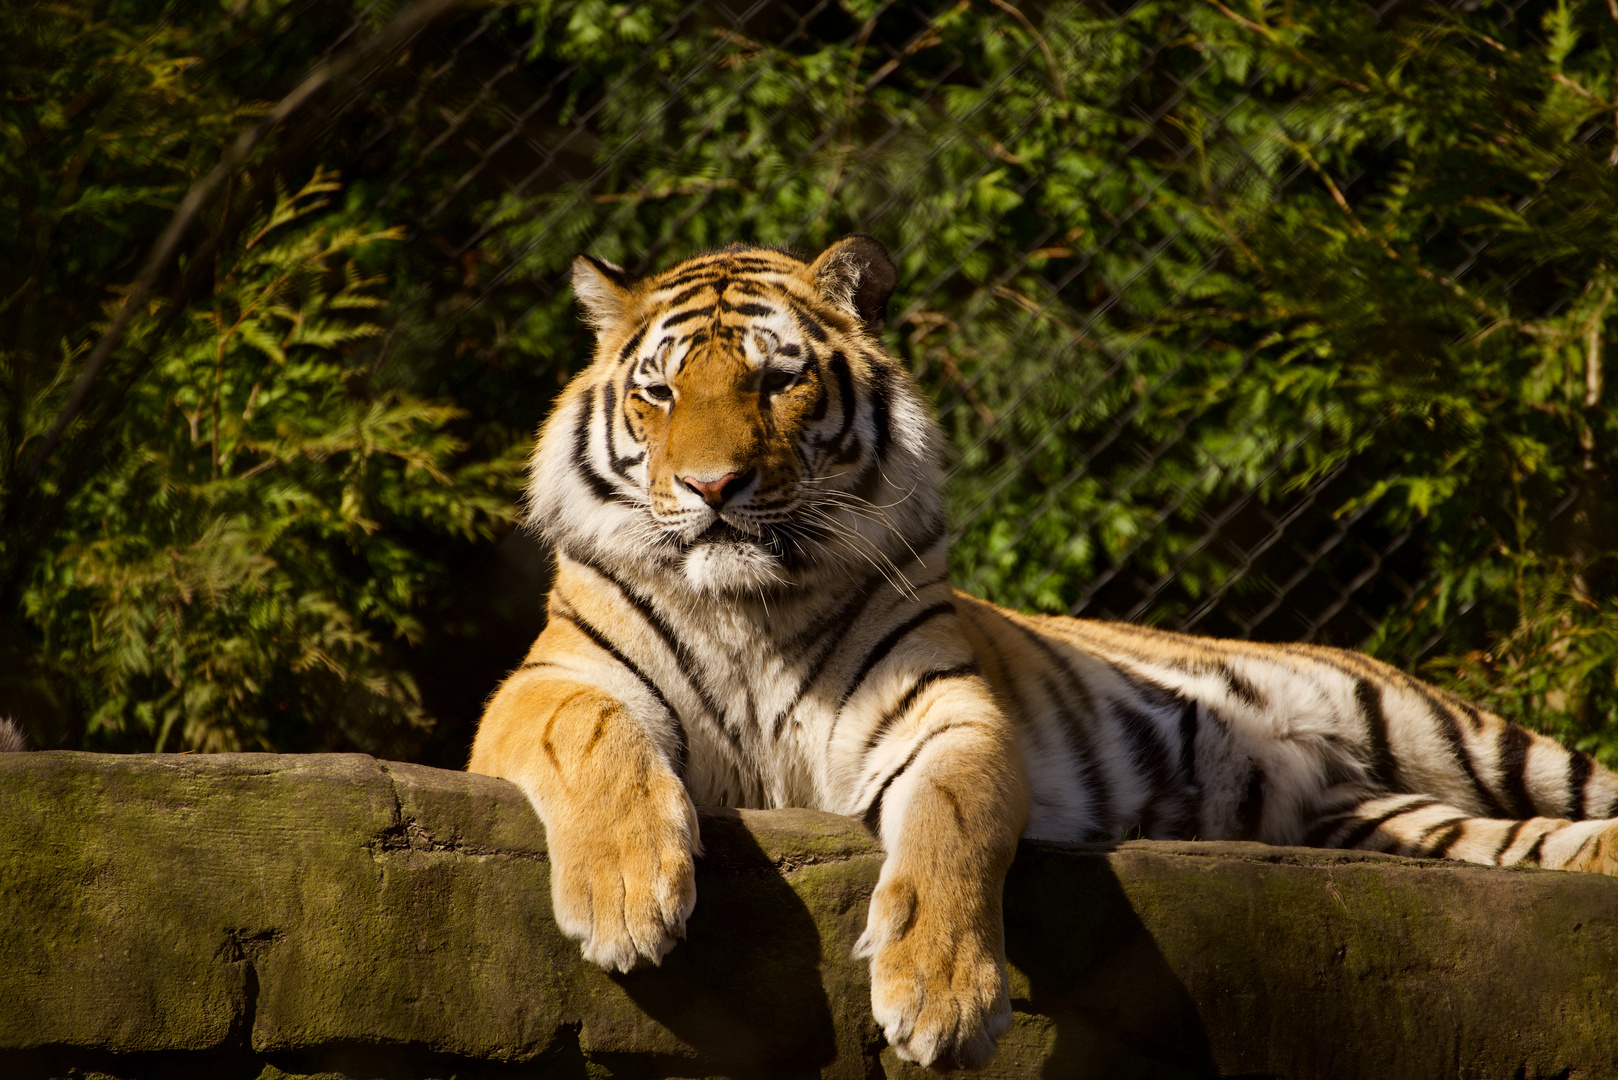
[469,236,1618,1069]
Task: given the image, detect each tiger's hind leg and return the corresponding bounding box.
[1304,790,1618,873]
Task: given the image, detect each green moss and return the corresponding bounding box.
[6,754,1618,1079]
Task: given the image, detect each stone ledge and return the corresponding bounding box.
[2,752,1616,1079]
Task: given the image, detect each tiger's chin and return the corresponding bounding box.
[681,538,785,595]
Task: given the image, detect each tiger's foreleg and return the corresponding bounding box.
[851,688,1031,1069]
[469,621,698,972]
[1306,789,1618,873]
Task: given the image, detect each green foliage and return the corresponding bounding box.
[1,3,522,753]
[3,0,1614,761]
[1181,0,1618,754]
[31,173,518,752]
[478,0,1617,757]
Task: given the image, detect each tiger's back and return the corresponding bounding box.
[470,236,1618,1070]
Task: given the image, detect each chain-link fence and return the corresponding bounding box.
[312,0,1561,653]
[22,0,1612,756]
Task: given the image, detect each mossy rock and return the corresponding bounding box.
[2,752,1616,1078]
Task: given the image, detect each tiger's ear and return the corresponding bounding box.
[806,234,897,329]
[571,254,635,330]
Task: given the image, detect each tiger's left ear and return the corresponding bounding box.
[806,234,897,330]
[571,254,636,331]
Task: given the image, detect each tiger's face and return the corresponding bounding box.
[528,236,945,595]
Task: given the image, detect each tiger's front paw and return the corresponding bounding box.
[855,871,1012,1069]
[547,768,699,973]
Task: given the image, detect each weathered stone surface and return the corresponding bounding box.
[2,751,1617,1078]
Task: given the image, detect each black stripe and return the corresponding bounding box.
[1221,666,1266,710]
[1568,752,1594,820]
[723,300,774,317]
[859,721,980,832]
[656,272,724,292]
[839,436,866,469]
[836,601,956,712]
[1238,765,1266,840]
[1177,697,1200,783]
[616,324,647,364]
[567,555,736,748]
[1126,674,1182,715]
[1496,724,1536,819]
[1427,821,1466,858]
[571,387,617,503]
[780,568,889,657]
[583,255,633,289]
[957,609,1065,820]
[861,664,980,754]
[1334,797,1441,851]
[1303,810,1354,846]
[770,572,889,739]
[1522,831,1548,866]
[790,301,828,342]
[1036,672,1115,832]
[599,381,641,481]
[868,367,892,465]
[662,305,713,328]
[1005,618,1115,833]
[1409,680,1508,817]
[1279,643,1375,683]
[1356,679,1396,790]
[959,606,1016,710]
[914,510,946,554]
[1493,819,1528,864]
[613,372,648,474]
[667,284,711,306]
[1564,829,1599,869]
[644,336,674,373]
[805,378,829,423]
[1416,814,1468,845]
[1113,701,1181,806]
[658,269,722,289]
[1320,734,1364,788]
[825,351,856,450]
[551,606,687,778]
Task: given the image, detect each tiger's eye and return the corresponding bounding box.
[762,369,796,394]
[643,383,673,402]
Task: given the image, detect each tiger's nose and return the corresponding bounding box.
[680,470,751,507]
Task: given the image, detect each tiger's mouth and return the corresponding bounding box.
[685,517,796,564]
[695,519,763,545]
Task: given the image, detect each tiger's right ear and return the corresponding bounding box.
[806,234,897,329]
[571,254,635,330]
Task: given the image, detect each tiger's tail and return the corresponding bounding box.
[1306,788,1618,873]
[1304,688,1618,872]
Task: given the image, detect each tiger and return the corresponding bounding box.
[468,235,1618,1069]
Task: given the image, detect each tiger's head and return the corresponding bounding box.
[527,236,945,596]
